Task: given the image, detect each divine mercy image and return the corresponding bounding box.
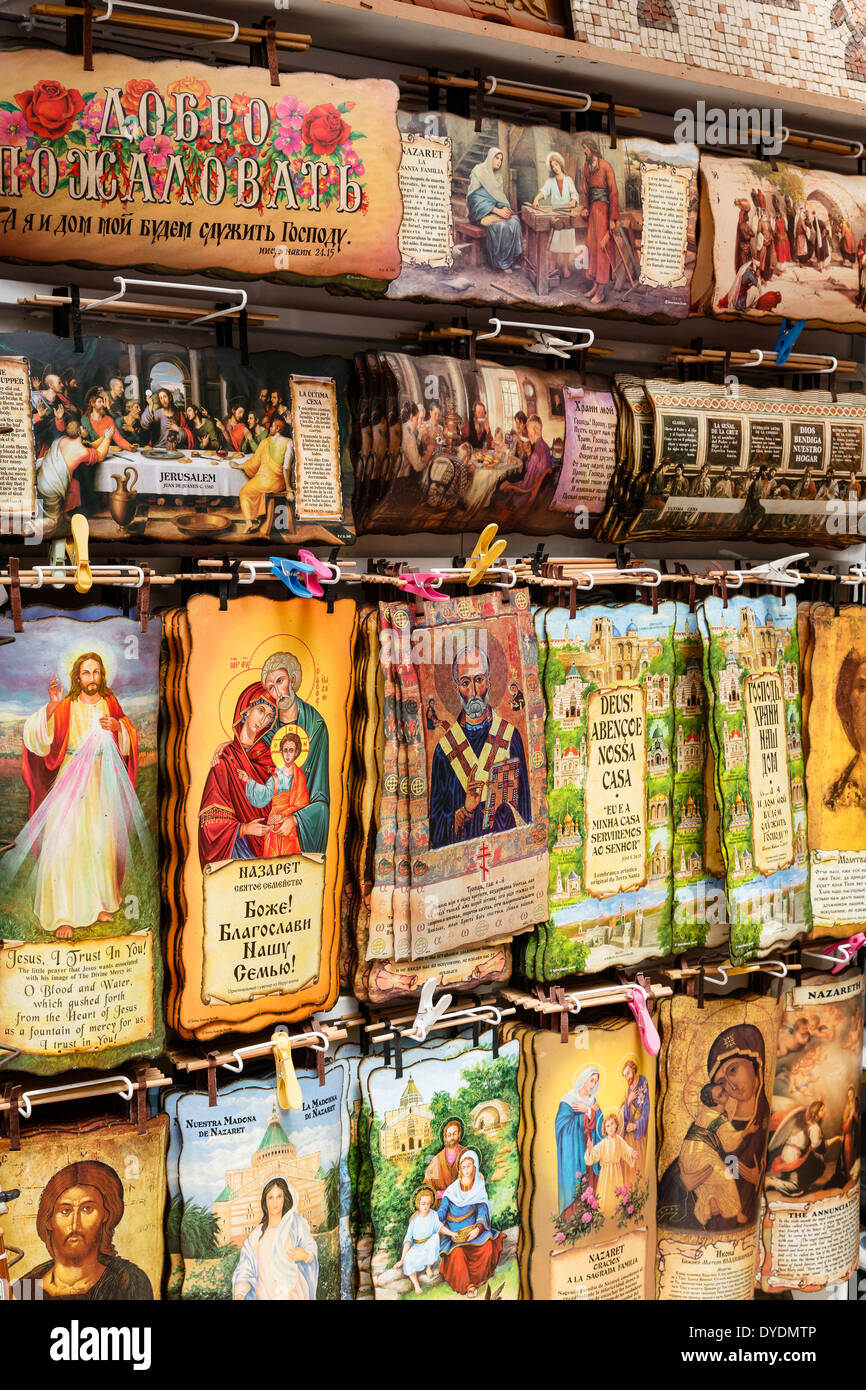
[0,617,158,944]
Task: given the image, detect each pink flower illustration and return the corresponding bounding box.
[581,1212,592,1224]
[553,1231,566,1243]
[627,1204,634,1214]
[14,159,33,185]
[80,97,105,133]
[584,1188,594,1200]
[614,1186,627,1197]
[274,129,301,157]
[140,134,172,169]
[275,94,306,123]
[0,108,31,146]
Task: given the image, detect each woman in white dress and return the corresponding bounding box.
[532,151,580,281]
[232,1178,319,1301]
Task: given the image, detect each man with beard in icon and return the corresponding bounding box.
[428,641,531,850]
[260,651,330,853]
[12,1161,152,1301]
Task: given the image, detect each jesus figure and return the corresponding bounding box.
[16,653,140,939]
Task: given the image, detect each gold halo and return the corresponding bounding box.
[42,633,115,692]
[246,632,317,704]
[217,669,275,741]
[619,1052,640,1082]
[271,723,310,769]
[572,1063,605,1093]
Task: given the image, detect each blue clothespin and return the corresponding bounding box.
[268,556,317,598]
[773,318,807,366]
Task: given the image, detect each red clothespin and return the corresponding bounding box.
[627,985,660,1056]
[395,571,448,602]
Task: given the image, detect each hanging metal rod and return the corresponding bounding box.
[28,3,312,48]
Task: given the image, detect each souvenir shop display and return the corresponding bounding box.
[656,992,782,1301]
[805,604,866,937]
[0,1112,168,1301]
[0,334,355,545]
[0,53,403,292]
[757,969,863,1293]
[505,1015,657,1300]
[697,593,809,964]
[528,600,678,978]
[2,0,866,1315]
[694,156,866,332]
[0,607,164,1075]
[388,111,699,322]
[352,352,617,537]
[161,594,355,1038]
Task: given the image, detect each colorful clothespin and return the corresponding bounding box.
[825,932,865,974]
[65,513,92,595]
[395,570,447,601]
[627,986,660,1056]
[465,523,507,587]
[268,556,317,598]
[271,1027,303,1110]
[296,549,338,598]
[773,318,807,366]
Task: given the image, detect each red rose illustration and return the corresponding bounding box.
[301,103,351,156]
[15,80,85,139]
[121,77,158,115]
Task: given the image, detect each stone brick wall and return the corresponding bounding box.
[570,0,866,98]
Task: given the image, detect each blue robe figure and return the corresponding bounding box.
[466,147,524,274]
[555,1067,605,1213]
[428,707,531,850]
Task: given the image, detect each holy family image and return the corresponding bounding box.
[171,595,356,1036]
[369,1042,521,1300]
[389,112,698,320]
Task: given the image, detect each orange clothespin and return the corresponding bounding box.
[465,524,507,587]
[65,514,92,595]
[271,1028,302,1111]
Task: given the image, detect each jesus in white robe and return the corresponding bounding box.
[5,655,143,938]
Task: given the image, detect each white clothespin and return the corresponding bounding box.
[720,553,807,589]
[406,979,453,1042]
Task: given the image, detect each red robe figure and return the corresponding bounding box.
[198,683,278,866]
[580,136,619,305]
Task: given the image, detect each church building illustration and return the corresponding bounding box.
[379,1078,435,1172]
[212,1103,327,1248]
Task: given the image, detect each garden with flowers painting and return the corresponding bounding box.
[0,52,403,286]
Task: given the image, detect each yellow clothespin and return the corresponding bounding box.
[465,523,507,588]
[271,1028,302,1111]
[65,514,92,595]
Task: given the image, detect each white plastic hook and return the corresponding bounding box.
[475,318,595,354]
[17,1074,135,1119]
[85,276,247,326]
[93,1,240,41]
[702,962,730,987]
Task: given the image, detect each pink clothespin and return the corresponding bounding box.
[395,571,448,602]
[627,986,660,1056]
[825,932,865,974]
[297,549,338,599]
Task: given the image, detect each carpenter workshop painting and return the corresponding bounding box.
[388,111,698,321]
[0,331,353,545]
